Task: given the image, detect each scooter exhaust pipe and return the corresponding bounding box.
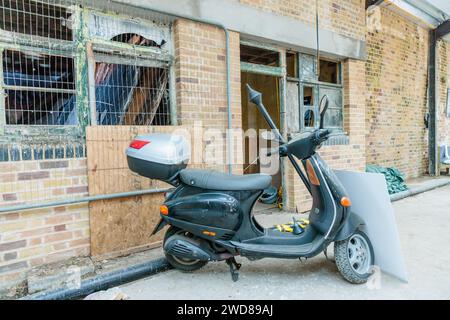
[164,237,211,261]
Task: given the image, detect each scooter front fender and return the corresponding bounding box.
[334,211,364,241]
[151,218,168,235]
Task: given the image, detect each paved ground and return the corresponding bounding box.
[116,185,450,300]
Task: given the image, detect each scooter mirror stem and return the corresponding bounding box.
[246,84,312,195]
[246,84,286,144]
[319,95,329,129]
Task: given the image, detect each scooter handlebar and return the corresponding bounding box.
[315,129,330,141]
[266,145,287,157]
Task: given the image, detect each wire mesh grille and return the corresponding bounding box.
[93,62,170,126]
[0,0,73,40]
[0,0,179,209]
[1,0,173,127]
[3,49,76,125]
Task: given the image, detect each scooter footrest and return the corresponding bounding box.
[230,242,313,258]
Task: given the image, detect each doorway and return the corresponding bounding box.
[240,43,284,212]
[241,72,281,189]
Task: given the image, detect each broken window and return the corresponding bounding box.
[300,54,343,132]
[286,52,297,78]
[3,49,76,125]
[287,53,343,133]
[91,61,170,126]
[87,11,171,49]
[0,0,73,40]
[1,4,173,127]
[240,45,279,66]
[85,33,172,126]
[319,59,340,84]
[302,86,317,128]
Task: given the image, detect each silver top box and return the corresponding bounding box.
[126,133,191,165]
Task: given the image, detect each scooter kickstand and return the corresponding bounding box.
[323,247,335,263]
[226,258,241,282]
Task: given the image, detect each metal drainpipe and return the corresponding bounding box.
[428,29,438,176]
[112,3,234,174]
[20,257,171,300]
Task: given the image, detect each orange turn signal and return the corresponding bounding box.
[340,197,351,207]
[160,205,169,216]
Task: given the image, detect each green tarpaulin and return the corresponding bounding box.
[366,164,408,195]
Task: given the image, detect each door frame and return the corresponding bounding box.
[239,39,288,208]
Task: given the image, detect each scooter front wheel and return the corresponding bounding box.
[334,230,374,284]
[163,227,208,272]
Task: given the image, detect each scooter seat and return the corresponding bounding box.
[179,169,272,191]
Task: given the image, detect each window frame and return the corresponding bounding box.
[0,3,176,141]
[288,53,344,133]
[0,2,79,139]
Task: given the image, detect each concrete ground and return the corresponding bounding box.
[115,185,450,300]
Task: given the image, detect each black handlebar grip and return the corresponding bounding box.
[316,129,330,140]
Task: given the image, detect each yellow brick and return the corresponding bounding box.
[18,245,51,259]
[66,220,90,231]
[51,171,65,179]
[0,220,29,233]
[43,178,72,188]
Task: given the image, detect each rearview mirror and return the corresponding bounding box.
[319,95,329,129]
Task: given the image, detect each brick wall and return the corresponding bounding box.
[365,6,429,179]
[0,159,90,292]
[239,0,366,41]
[173,19,242,172]
[437,41,450,146]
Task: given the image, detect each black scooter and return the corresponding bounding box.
[145,85,374,284]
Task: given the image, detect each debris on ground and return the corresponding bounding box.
[84,287,129,300]
[366,164,408,194]
[27,257,95,294]
[2,248,165,299]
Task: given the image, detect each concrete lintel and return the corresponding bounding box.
[113,0,366,60]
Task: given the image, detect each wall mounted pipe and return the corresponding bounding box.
[0,188,172,214]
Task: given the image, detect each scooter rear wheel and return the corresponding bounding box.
[163,226,208,272]
[334,230,374,284]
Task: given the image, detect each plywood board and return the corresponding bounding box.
[89,193,166,258]
[86,126,191,195]
[86,125,191,258]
